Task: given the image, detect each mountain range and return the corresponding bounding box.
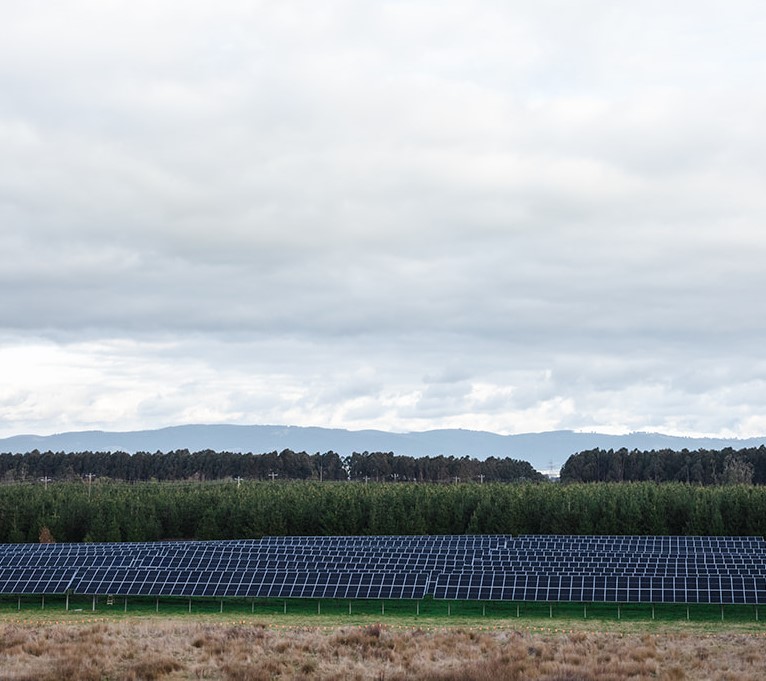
[2,425,765,473]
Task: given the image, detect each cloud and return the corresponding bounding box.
[1,1,765,439]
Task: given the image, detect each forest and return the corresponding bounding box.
[1,480,766,543]
[0,448,544,484]
[560,446,766,484]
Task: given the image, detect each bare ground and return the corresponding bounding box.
[1,619,765,680]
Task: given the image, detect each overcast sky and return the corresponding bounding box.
[1,1,765,439]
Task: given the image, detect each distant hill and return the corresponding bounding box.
[1,424,765,473]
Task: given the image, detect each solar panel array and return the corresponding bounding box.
[1,535,765,604]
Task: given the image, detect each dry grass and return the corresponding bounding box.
[0,619,764,680]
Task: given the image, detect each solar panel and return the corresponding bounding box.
[0,567,76,595]
[0,535,764,603]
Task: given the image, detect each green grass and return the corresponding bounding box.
[1,594,763,630]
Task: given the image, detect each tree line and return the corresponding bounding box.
[560,446,766,484]
[0,449,545,484]
[1,481,765,543]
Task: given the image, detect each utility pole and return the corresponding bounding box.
[234,476,243,489]
[268,471,278,482]
[85,473,95,500]
[40,476,52,490]
[477,474,484,484]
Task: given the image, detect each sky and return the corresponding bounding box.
[1,1,765,439]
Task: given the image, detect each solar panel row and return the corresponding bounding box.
[432,573,766,603]
[6,551,764,575]
[71,569,427,599]
[4,535,761,559]
[0,567,76,595]
[1,535,764,604]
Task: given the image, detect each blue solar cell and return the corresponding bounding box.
[1,534,765,603]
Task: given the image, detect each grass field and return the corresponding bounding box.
[1,598,765,680]
[1,615,765,680]
[1,594,764,628]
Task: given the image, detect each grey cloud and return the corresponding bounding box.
[1,1,765,438]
